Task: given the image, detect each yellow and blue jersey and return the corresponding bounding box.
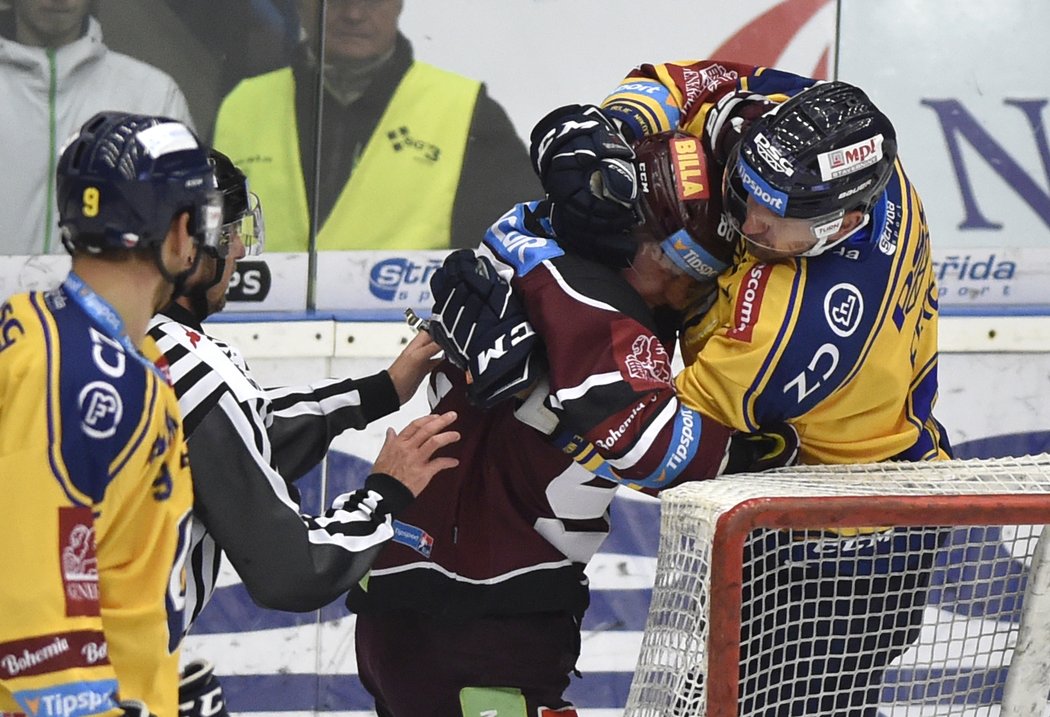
[677,162,950,464]
[597,58,948,464]
[601,59,815,144]
[0,275,192,717]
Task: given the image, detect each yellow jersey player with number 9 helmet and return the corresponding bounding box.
[0,111,215,717]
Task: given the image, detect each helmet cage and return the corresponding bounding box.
[733,81,898,223]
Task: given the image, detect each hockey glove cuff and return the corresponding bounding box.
[179,659,229,717]
[530,104,640,238]
[724,422,800,474]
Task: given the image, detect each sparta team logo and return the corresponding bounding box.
[618,333,672,384]
[59,507,100,617]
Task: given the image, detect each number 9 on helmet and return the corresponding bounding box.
[56,111,223,257]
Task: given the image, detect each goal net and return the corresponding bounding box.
[623,454,1050,717]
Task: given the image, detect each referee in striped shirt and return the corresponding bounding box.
[148,150,459,717]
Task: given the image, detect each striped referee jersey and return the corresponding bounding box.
[148,303,412,635]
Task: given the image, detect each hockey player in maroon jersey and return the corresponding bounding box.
[513,68,952,717]
[349,132,796,717]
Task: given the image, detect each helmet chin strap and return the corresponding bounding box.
[184,255,225,322]
[154,242,204,305]
[798,212,871,258]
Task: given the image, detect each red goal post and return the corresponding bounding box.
[624,455,1050,717]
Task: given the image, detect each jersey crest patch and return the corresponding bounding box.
[824,283,864,337]
[59,507,99,617]
[78,381,122,439]
[611,322,672,385]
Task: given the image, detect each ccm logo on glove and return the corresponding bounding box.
[476,320,535,374]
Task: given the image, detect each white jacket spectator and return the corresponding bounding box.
[0,7,194,255]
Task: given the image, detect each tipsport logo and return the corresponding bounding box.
[14,681,117,717]
[368,257,443,304]
[392,520,434,558]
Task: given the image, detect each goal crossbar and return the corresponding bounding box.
[625,455,1050,717]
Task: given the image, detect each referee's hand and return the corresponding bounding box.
[371,411,460,496]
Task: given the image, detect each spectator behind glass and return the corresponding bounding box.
[0,0,195,256]
[212,0,541,252]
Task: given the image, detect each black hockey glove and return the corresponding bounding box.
[530,104,640,239]
[430,249,542,409]
[179,659,229,717]
[704,92,778,164]
[724,422,800,474]
[118,700,154,717]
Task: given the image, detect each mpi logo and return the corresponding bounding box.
[818,134,884,181]
[368,257,443,303]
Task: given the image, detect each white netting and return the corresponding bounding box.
[624,454,1050,717]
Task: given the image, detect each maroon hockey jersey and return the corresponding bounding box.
[348,212,734,618]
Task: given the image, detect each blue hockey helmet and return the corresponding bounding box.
[724,81,897,256]
[56,111,223,256]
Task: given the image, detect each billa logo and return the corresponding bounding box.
[670,137,709,201]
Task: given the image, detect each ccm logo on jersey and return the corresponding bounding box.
[727,264,773,342]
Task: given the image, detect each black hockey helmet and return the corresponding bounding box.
[209,148,264,257]
[57,111,223,256]
[634,131,734,281]
[724,81,897,253]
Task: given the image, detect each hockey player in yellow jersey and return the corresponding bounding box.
[0,111,222,717]
[675,80,950,464]
[532,68,950,465]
